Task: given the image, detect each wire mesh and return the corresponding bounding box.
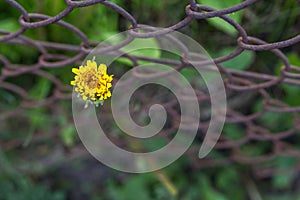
[1,0,300,178]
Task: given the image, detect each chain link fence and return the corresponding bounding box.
[1,0,300,179]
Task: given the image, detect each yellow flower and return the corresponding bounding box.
[71,59,113,105]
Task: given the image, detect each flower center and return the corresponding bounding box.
[84,72,98,89]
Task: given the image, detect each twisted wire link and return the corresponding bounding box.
[1,0,300,178]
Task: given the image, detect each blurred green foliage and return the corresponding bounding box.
[198,0,244,36]
[0,151,66,200]
[0,0,300,199]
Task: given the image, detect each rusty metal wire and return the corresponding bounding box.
[1,0,300,179]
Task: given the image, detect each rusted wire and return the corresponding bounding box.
[1,0,300,179]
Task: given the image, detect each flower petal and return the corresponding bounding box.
[72,68,79,74]
[107,91,112,97]
[87,60,97,69]
[99,64,107,74]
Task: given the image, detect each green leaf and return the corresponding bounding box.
[281,84,300,106]
[217,48,255,70]
[287,52,300,66]
[198,174,229,200]
[24,78,52,146]
[117,37,161,65]
[23,108,50,146]
[60,125,76,147]
[0,89,18,109]
[216,168,244,200]
[180,68,198,82]
[29,78,51,100]
[277,53,300,106]
[141,137,168,152]
[198,0,244,36]
[272,156,297,189]
[107,175,153,200]
[223,124,244,140]
[0,19,19,32]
